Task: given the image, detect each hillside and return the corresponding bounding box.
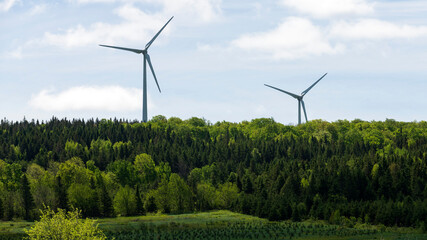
[0,116,426,228]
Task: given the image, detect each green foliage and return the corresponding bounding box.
[65,140,88,161]
[185,117,208,127]
[196,182,216,210]
[8,145,23,162]
[95,210,421,240]
[24,207,106,240]
[54,176,68,211]
[0,161,23,191]
[0,118,427,227]
[26,164,56,213]
[97,175,114,217]
[112,141,132,161]
[330,209,341,225]
[144,192,157,213]
[151,174,193,214]
[21,174,34,220]
[150,114,167,122]
[135,185,144,215]
[134,153,156,184]
[371,163,380,178]
[151,177,168,213]
[155,161,171,181]
[300,177,309,189]
[90,139,113,170]
[57,157,90,188]
[167,173,193,213]
[107,160,137,187]
[216,182,239,209]
[113,185,137,216]
[67,183,99,217]
[188,167,203,190]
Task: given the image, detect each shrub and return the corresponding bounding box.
[24,207,106,240]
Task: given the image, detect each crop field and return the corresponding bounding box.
[1,210,426,240]
[98,211,427,240]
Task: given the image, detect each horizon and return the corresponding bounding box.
[2,0,427,124]
[1,115,425,126]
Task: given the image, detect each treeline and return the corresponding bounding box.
[0,116,426,228]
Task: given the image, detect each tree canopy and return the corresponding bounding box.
[0,117,426,228]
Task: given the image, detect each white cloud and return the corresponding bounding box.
[70,0,221,23]
[42,0,221,49]
[0,0,17,12]
[30,86,145,112]
[231,17,343,59]
[43,5,168,48]
[330,19,427,40]
[152,0,222,23]
[281,0,374,18]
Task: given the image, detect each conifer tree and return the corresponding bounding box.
[21,174,34,220]
[96,174,113,217]
[55,176,68,211]
[100,184,114,217]
[145,195,157,213]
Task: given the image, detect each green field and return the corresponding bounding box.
[1,210,426,240]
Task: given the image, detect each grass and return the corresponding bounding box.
[0,221,32,239]
[1,211,426,240]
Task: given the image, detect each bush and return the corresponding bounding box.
[24,207,106,240]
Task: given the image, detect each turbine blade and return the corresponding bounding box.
[264,84,300,99]
[301,100,308,122]
[146,54,161,93]
[301,73,327,96]
[99,44,143,54]
[145,16,174,50]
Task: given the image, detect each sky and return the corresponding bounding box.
[1,0,427,125]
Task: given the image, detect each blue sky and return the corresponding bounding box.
[1,0,427,124]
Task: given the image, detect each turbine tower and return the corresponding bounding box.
[264,73,327,125]
[100,16,173,122]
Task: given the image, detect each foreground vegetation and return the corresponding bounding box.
[99,211,427,240]
[0,117,426,230]
[25,207,106,240]
[1,210,426,240]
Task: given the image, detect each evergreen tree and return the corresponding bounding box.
[145,195,157,213]
[21,174,34,220]
[55,176,68,211]
[98,177,114,217]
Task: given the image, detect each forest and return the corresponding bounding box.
[0,116,426,229]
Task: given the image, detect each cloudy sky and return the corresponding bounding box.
[1,0,427,124]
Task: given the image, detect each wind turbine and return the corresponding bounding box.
[264,73,327,125]
[100,16,174,122]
